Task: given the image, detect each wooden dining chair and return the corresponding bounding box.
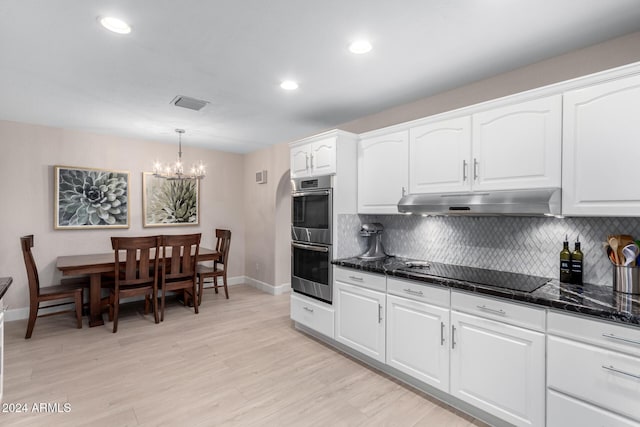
[21,235,85,339]
[160,233,201,321]
[109,235,161,333]
[196,229,232,304]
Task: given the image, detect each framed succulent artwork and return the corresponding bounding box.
[54,165,130,230]
[142,173,199,227]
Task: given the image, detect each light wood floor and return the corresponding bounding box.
[3,285,489,426]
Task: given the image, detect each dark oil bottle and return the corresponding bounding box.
[559,235,572,283]
[570,236,584,285]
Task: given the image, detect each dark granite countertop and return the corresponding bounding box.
[0,277,13,300]
[333,257,640,327]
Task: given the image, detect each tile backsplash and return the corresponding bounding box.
[337,214,640,286]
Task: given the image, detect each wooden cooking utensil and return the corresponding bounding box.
[608,236,620,265]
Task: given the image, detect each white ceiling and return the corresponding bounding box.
[2,1,640,153]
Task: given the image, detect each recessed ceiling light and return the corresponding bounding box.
[280,80,299,91]
[98,16,132,34]
[349,40,372,54]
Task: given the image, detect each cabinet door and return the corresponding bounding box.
[310,137,337,176]
[547,389,640,427]
[562,74,640,216]
[358,130,409,214]
[472,95,561,191]
[335,281,386,362]
[386,295,450,392]
[409,116,471,194]
[450,311,545,427]
[290,145,310,178]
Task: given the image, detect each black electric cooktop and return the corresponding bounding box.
[395,261,551,293]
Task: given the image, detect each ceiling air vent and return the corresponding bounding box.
[171,95,209,111]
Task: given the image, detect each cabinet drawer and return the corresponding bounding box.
[548,335,640,422]
[548,310,640,357]
[334,266,386,292]
[451,291,545,331]
[387,277,449,307]
[548,389,639,427]
[291,293,334,338]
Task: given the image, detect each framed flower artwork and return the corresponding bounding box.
[142,172,199,227]
[54,165,130,229]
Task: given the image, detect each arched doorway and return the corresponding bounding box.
[274,170,291,289]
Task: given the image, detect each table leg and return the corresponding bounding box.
[88,273,104,327]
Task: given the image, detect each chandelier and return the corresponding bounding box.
[153,129,205,180]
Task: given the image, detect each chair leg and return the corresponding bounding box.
[112,293,119,333]
[108,293,114,322]
[153,289,159,324]
[193,282,199,314]
[223,274,229,299]
[75,290,83,329]
[160,287,166,322]
[198,274,204,306]
[25,301,39,339]
[214,275,219,294]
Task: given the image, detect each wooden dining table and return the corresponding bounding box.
[56,247,220,327]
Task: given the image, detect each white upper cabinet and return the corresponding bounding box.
[562,74,640,216]
[407,95,561,195]
[471,95,562,191]
[358,130,409,214]
[409,116,471,194]
[290,136,337,178]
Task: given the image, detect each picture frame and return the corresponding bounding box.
[54,165,130,230]
[142,172,200,227]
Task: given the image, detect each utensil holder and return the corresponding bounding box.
[613,265,640,294]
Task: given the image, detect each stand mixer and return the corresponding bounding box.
[357,223,387,260]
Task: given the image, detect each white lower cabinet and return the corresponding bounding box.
[547,314,640,424]
[335,280,386,363]
[386,293,450,392]
[290,293,335,339]
[547,389,640,427]
[450,309,545,427]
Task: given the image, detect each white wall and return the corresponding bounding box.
[0,120,245,313]
[242,142,291,293]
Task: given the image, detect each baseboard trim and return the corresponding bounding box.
[243,277,291,295]
[5,276,290,322]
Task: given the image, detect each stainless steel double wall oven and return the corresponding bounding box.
[291,175,333,304]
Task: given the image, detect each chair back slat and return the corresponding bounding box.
[162,234,201,281]
[111,236,161,288]
[215,229,232,267]
[20,235,41,298]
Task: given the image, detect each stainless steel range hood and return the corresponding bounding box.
[397,188,561,216]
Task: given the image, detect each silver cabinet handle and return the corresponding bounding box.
[310,153,314,170]
[451,325,457,349]
[402,186,406,197]
[378,304,383,323]
[473,158,479,180]
[476,305,506,316]
[303,306,314,313]
[602,333,640,346]
[403,288,424,296]
[349,275,364,282]
[440,322,445,346]
[462,160,468,181]
[291,242,329,253]
[602,365,640,380]
[305,154,309,170]
[292,190,330,197]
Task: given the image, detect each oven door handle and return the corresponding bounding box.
[292,242,330,253]
[292,190,331,197]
